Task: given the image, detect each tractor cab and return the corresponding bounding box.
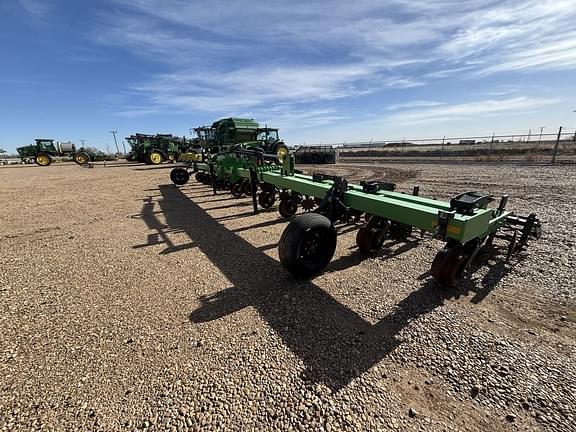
[257,128,279,144]
[35,139,58,152]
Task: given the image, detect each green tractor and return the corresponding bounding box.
[125,133,190,164]
[16,139,95,166]
[212,118,288,158]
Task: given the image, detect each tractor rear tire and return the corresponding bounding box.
[279,213,337,278]
[35,153,52,166]
[170,168,190,185]
[74,152,90,165]
[146,151,164,165]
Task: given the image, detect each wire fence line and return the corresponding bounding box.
[300,127,576,164]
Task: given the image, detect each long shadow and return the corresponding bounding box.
[145,184,464,390]
[132,196,196,254]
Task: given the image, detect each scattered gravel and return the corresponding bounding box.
[0,161,574,431]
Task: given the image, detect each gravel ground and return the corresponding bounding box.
[0,161,574,432]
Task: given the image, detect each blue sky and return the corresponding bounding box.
[1,0,576,153]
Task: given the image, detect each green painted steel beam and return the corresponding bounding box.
[192,161,502,244]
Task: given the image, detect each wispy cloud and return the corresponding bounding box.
[18,0,50,17]
[93,0,576,127]
[383,97,563,125]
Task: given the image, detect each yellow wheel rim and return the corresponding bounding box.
[277,146,289,161]
[37,155,50,166]
[77,154,88,164]
[150,153,162,164]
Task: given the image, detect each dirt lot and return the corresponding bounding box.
[1,161,575,431]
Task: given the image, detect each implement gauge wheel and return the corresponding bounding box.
[356,227,387,255]
[35,153,52,166]
[431,243,470,288]
[389,221,413,241]
[279,197,298,218]
[258,191,276,209]
[242,180,253,196]
[230,181,244,197]
[195,172,205,183]
[170,168,190,185]
[279,213,337,278]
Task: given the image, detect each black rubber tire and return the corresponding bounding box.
[272,143,290,162]
[170,168,190,185]
[279,197,298,218]
[258,191,276,209]
[430,243,469,288]
[195,172,205,183]
[74,152,90,165]
[144,151,163,165]
[34,153,52,166]
[389,221,413,241]
[356,226,387,255]
[230,181,244,197]
[279,213,337,278]
[242,180,253,196]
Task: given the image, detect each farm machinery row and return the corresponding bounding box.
[125,133,191,165]
[169,122,542,288]
[16,139,113,166]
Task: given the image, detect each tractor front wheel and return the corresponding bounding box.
[35,153,52,166]
[279,213,337,278]
[74,152,90,165]
[170,168,190,185]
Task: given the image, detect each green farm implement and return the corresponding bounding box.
[16,139,101,166]
[170,148,541,287]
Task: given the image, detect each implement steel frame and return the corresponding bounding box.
[194,155,509,245]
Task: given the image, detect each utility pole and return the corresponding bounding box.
[441,136,445,161]
[552,126,562,164]
[110,130,120,154]
[122,140,127,155]
[490,132,495,160]
[80,139,86,148]
[538,126,545,144]
[527,128,531,142]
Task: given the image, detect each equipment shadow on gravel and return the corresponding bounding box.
[138,184,483,391]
